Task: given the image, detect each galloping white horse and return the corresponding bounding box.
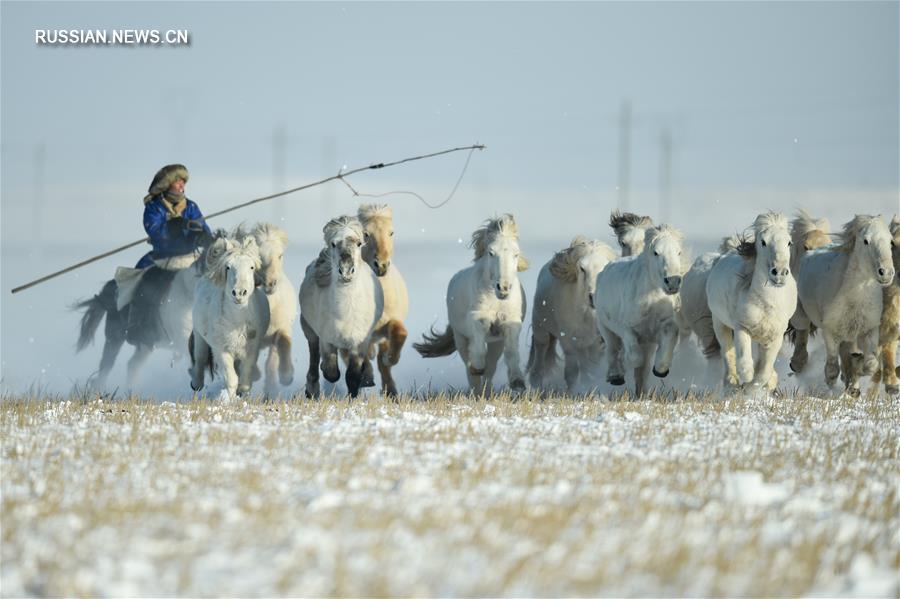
[189,236,270,400]
[235,223,296,396]
[529,236,617,391]
[358,204,409,396]
[414,214,529,395]
[706,212,796,391]
[299,216,384,398]
[594,224,685,396]
[609,210,654,256]
[679,235,743,359]
[792,215,895,395]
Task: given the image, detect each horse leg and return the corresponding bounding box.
[218,351,238,400]
[453,332,480,394]
[321,342,340,384]
[602,326,626,386]
[482,340,504,397]
[237,341,260,398]
[882,342,899,396]
[377,340,399,397]
[632,343,652,398]
[527,330,551,390]
[712,318,738,388]
[300,316,321,398]
[733,328,754,386]
[501,322,526,392]
[579,342,604,390]
[857,329,880,377]
[652,320,679,378]
[753,339,781,392]
[789,308,812,373]
[385,320,408,366]
[823,332,841,387]
[126,345,153,389]
[264,344,279,397]
[467,324,488,378]
[189,333,211,391]
[94,313,126,389]
[359,349,376,389]
[345,352,364,398]
[560,339,579,392]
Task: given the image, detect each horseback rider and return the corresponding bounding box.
[136,164,211,268]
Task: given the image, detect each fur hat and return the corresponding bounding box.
[144,164,189,203]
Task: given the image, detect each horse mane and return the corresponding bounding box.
[609,210,653,237]
[470,213,529,271]
[791,209,831,248]
[644,223,684,250]
[313,247,332,288]
[836,214,880,253]
[206,236,260,287]
[251,222,289,251]
[719,233,744,254]
[323,215,364,246]
[357,203,393,224]
[889,215,899,237]
[549,236,616,282]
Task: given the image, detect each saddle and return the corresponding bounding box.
[114,254,193,348]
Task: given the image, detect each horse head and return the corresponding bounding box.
[751,212,792,287]
[471,214,527,300]
[323,215,365,284]
[609,210,654,257]
[550,236,616,309]
[358,204,394,277]
[644,224,684,295]
[207,236,260,305]
[251,223,289,295]
[839,215,894,286]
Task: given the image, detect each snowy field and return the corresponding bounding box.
[2,391,898,597]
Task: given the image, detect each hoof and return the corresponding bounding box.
[607,374,625,386]
[468,365,485,376]
[190,381,203,392]
[886,384,900,396]
[361,374,376,388]
[652,367,669,379]
[322,368,340,383]
[789,360,802,374]
[510,379,526,392]
[846,386,861,398]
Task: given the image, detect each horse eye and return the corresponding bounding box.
[489,251,496,257]
[761,240,766,247]
[788,241,793,247]
[390,231,394,237]
[357,242,362,248]
[654,251,659,256]
[364,232,369,239]
[251,266,255,270]
[331,242,336,248]
[864,239,870,245]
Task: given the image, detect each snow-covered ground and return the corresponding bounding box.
[2,392,898,596]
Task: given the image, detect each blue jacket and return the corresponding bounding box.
[136,196,211,268]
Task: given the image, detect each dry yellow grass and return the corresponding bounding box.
[2,390,898,597]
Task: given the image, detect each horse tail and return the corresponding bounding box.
[72,279,117,352]
[188,331,216,378]
[526,334,536,371]
[413,325,456,358]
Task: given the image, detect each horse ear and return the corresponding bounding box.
[517,254,530,272]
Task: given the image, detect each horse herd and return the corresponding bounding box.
[75,205,900,400]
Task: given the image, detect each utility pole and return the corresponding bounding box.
[32,143,46,259]
[272,124,287,224]
[617,99,632,211]
[659,127,672,223]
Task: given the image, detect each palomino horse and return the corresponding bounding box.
[609,210,654,257]
[358,204,409,397]
[529,236,617,392]
[706,212,796,391]
[74,231,217,389]
[299,216,384,398]
[594,224,685,396]
[189,235,270,400]
[414,214,529,395]
[792,215,895,396]
[786,210,832,374]
[235,223,296,396]
[871,216,900,396]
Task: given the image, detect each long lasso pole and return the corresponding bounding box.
[10,143,485,294]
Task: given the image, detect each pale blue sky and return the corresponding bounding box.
[1,1,898,246]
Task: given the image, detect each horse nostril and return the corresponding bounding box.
[879,268,886,276]
[231,290,237,297]
[770,268,778,276]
